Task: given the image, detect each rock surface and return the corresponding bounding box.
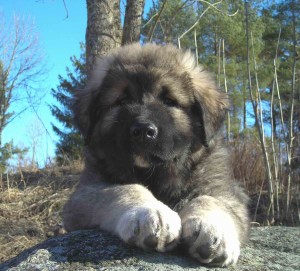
[1,227,299,271]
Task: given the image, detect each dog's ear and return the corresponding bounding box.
[178,50,229,148]
[72,56,114,144]
[190,68,229,148]
[72,88,94,144]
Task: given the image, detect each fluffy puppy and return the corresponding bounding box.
[63,43,250,267]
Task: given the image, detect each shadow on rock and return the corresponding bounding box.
[1,227,300,271]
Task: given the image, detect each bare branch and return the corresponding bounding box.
[178,0,238,48]
[62,0,69,19]
[147,0,168,42]
[178,1,221,48]
[0,13,46,146]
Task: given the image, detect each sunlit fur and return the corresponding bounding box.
[63,43,249,267]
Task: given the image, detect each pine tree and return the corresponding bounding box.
[143,0,269,138]
[0,141,28,173]
[52,1,147,165]
[50,44,86,165]
[142,0,197,45]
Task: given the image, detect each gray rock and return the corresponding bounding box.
[1,227,299,271]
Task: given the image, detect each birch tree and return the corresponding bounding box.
[0,14,45,157]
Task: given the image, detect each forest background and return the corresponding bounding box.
[0,0,299,263]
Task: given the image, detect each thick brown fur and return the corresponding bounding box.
[63,43,250,267]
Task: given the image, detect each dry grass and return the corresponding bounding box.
[0,151,298,263]
[229,139,266,195]
[229,139,300,226]
[0,163,82,263]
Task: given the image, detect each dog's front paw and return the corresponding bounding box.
[116,201,181,252]
[181,209,240,267]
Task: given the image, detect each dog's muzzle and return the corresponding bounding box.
[130,121,158,143]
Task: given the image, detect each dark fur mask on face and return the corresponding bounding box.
[72,43,229,201]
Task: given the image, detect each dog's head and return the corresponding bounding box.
[74,43,229,171]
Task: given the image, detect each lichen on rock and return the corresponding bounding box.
[1,227,299,271]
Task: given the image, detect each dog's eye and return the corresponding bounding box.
[162,96,179,107]
[115,94,130,106]
[160,86,179,107]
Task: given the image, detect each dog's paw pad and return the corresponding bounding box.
[144,235,159,248]
[116,202,181,252]
[181,210,240,267]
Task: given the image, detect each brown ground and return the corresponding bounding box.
[0,164,82,262]
[0,160,298,263]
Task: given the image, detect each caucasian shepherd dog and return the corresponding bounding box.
[63,43,249,267]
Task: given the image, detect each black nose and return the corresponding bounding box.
[130,122,158,141]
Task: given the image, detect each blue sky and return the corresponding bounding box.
[1,0,87,167]
[1,1,151,168]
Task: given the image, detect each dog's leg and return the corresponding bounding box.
[63,183,181,252]
[179,195,249,267]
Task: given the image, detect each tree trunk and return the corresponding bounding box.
[243,84,247,130]
[222,39,230,142]
[245,0,274,224]
[122,0,145,45]
[286,0,297,216]
[86,0,122,77]
[270,87,277,138]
